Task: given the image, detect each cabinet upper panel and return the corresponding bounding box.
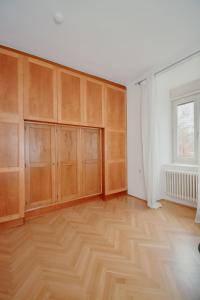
[58,69,82,124]
[85,79,103,127]
[106,87,126,130]
[0,47,126,129]
[24,58,57,122]
[0,49,23,119]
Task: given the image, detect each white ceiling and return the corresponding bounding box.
[0,0,200,85]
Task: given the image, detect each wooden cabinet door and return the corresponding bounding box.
[107,131,126,161]
[105,86,126,130]
[58,69,83,124]
[84,78,104,127]
[104,85,127,194]
[0,48,24,222]
[24,57,57,122]
[81,128,102,196]
[0,121,24,220]
[107,161,126,192]
[25,123,56,209]
[57,126,80,202]
[0,48,23,120]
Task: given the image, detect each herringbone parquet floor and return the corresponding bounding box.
[0,196,200,300]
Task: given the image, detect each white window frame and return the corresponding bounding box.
[172,93,200,164]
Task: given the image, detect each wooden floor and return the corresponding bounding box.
[0,196,200,300]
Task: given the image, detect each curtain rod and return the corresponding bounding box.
[135,49,200,85]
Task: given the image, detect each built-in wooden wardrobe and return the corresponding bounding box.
[0,45,127,227]
[25,123,102,209]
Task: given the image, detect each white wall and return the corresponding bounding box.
[127,84,146,200]
[156,54,200,166]
[127,53,200,200]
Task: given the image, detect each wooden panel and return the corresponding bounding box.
[107,131,125,160]
[1,44,127,90]
[106,87,126,130]
[0,48,24,223]
[105,129,127,195]
[29,127,51,163]
[30,166,52,204]
[81,128,102,196]
[0,172,19,217]
[107,162,126,192]
[82,162,101,195]
[0,52,18,116]
[85,79,103,126]
[24,58,57,122]
[60,165,78,199]
[25,123,56,209]
[59,126,78,162]
[58,69,82,124]
[82,128,100,161]
[104,85,127,195]
[0,48,23,120]
[0,123,19,168]
[58,126,79,202]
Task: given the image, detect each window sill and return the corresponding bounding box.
[162,163,199,172]
[170,163,198,168]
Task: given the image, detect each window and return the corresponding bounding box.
[172,94,200,164]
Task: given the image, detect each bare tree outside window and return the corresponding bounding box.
[177,102,194,159]
[173,93,200,164]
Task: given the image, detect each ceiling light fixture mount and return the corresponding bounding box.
[53,12,64,24]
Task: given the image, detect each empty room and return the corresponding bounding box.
[0,0,200,299]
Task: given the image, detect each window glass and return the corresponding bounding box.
[177,101,194,160]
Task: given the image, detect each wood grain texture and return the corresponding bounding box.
[0,217,24,230]
[25,194,101,220]
[57,125,80,202]
[58,69,82,124]
[0,172,19,217]
[104,85,127,195]
[107,131,126,160]
[0,48,23,120]
[81,128,102,196]
[84,78,104,127]
[0,48,24,223]
[0,196,200,300]
[107,161,126,192]
[24,57,57,122]
[0,123,19,168]
[106,86,126,130]
[25,123,56,209]
[0,44,126,90]
[0,45,128,227]
[103,190,127,201]
[0,52,18,117]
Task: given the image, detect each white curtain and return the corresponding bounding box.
[140,76,161,208]
[195,117,200,222]
[195,169,200,223]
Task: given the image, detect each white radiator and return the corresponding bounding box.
[162,165,198,206]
